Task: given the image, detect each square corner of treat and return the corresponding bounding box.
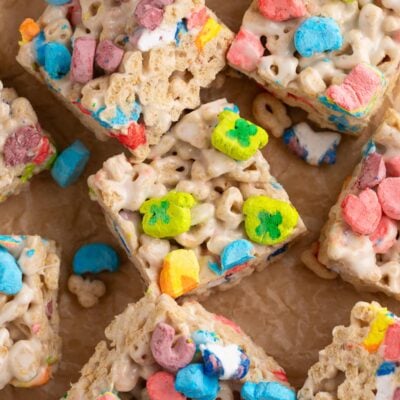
[88,98,307,299]
[227,0,400,134]
[0,234,61,390]
[312,108,400,299]
[298,300,400,400]
[16,0,234,162]
[66,293,295,400]
[0,81,56,203]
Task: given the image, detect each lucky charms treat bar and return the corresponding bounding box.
[299,301,400,400]
[17,0,234,162]
[0,235,61,391]
[0,81,56,202]
[303,109,400,300]
[64,289,296,400]
[227,0,400,134]
[88,99,306,298]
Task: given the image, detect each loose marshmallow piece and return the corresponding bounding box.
[282,122,341,166]
[70,37,97,84]
[341,188,382,235]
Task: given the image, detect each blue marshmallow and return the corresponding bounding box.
[73,243,120,275]
[44,42,71,80]
[175,364,220,400]
[376,362,396,376]
[34,31,47,66]
[192,330,221,351]
[294,17,342,58]
[241,381,296,400]
[282,123,341,166]
[51,140,90,188]
[45,0,72,4]
[221,239,255,271]
[0,246,23,296]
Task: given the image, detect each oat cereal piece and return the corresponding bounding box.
[64,289,296,399]
[299,301,400,400]
[88,99,306,299]
[17,2,234,162]
[0,81,56,203]
[303,109,400,300]
[228,1,400,134]
[0,235,61,390]
[68,275,106,308]
[252,92,292,138]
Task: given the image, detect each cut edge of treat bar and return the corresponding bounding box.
[298,301,400,400]
[65,289,293,400]
[302,108,400,299]
[87,99,307,299]
[0,235,61,389]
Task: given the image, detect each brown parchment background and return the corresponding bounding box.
[2,0,400,398]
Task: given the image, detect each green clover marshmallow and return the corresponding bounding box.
[140,192,196,239]
[211,110,268,161]
[243,196,299,245]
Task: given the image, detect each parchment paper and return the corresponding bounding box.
[1,1,400,399]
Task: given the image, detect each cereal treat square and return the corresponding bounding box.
[299,301,400,400]
[302,109,400,299]
[88,99,306,298]
[0,235,61,390]
[227,0,400,134]
[65,290,296,400]
[0,81,56,203]
[17,0,234,162]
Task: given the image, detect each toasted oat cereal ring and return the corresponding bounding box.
[341,188,382,235]
[378,178,400,220]
[301,242,337,280]
[252,93,291,138]
[147,372,185,400]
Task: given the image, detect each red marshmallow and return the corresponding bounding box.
[147,372,185,400]
[386,156,400,177]
[70,37,97,84]
[369,216,398,254]
[377,177,400,220]
[227,29,264,72]
[384,323,400,361]
[258,0,306,22]
[341,188,382,235]
[357,152,386,189]
[95,40,124,74]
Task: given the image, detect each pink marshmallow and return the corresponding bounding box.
[357,152,386,189]
[377,177,400,220]
[68,0,82,27]
[187,7,208,30]
[150,322,195,372]
[369,216,398,254]
[70,37,96,84]
[341,188,382,235]
[258,0,306,22]
[326,64,383,112]
[95,40,124,74]
[134,0,173,31]
[227,29,264,72]
[385,156,400,177]
[384,323,400,361]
